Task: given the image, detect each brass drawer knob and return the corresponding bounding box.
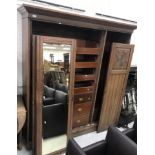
[87,88,90,91]
[77,120,81,123]
[88,97,91,100]
[77,108,82,112]
[79,97,84,101]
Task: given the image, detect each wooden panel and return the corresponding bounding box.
[73,102,92,117]
[76,47,101,55]
[75,74,96,81]
[75,62,97,68]
[73,103,92,128]
[98,43,134,131]
[74,93,93,104]
[22,17,32,149]
[74,86,94,94]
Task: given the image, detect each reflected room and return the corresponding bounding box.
[42,43,71,155]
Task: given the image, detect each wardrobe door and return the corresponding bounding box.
[32,35,76,155]
[98,43,134,131]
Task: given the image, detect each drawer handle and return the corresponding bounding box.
[88,97,91,100]
[87,88,90,91]
[44,121,47,124]
[77,120,81,123]
[79,98,84,101]
[85,75,88,77]
[77,108,82,112]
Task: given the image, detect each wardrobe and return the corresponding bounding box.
[18,4,137,155]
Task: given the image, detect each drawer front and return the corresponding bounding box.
[75,74,96,81]
[73,103,91,128]
[73,115,90,128]
[74,86,94,94]
[73,102,92,116]
[74,93,93,103]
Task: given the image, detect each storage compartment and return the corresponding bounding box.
[93,31,132,123]
[74,81,94,88]
[76,54,98,62]
[75,68,96,75]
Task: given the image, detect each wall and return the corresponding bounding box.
[17,0,138,94]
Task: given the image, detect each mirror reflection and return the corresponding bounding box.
[42,43,71,155]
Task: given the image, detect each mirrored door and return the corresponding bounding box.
[32,36,76,155]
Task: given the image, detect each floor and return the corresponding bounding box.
[17,122,133,155]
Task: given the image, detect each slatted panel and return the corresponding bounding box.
[109,74,126,125]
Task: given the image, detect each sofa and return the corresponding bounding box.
[42,85,68,138]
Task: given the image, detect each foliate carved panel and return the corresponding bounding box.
[112,48,130,70]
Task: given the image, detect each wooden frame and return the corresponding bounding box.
[32,35,76,155]
[98,43,134,131]
[18,4,137,155]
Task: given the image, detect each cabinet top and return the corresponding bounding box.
[18,3,137,33]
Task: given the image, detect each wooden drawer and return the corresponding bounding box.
[74,93,93,103]
[75,74,96,81]
[73,103,91,128]
[74,86,94,94]
[75,62,97,68]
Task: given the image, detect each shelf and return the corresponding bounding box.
[75,62,97,68]
[76,47,101,55]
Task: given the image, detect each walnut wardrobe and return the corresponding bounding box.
[18,4,137,155]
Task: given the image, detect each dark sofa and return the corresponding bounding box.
[42,85,68,138]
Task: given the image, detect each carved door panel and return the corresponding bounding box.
[98,43,134,131]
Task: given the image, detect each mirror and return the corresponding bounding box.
[42,43,71,155]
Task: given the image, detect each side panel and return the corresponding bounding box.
[98,43,134,131]
[22,17,32,149]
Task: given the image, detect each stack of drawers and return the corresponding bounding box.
[73,47,101,128]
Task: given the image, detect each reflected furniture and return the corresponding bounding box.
[18,3,137,155]
[66,126,137,155]
[43,85,68,138]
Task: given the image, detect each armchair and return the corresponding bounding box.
[66,126,137,155]
[123,117,137,143]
